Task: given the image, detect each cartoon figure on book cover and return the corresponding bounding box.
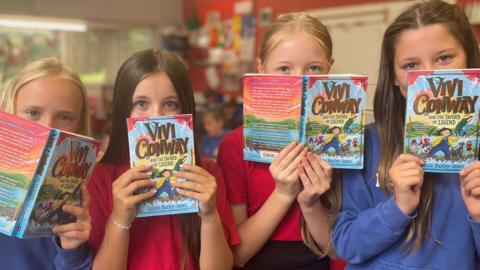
[466,140,474,157]
[404,69,480,172]
[155,169,175,200]
[429,127,458,158]
[26,136,97,235]
[127,114,198,217]
[322,126,346,154]
[304,76,367,169]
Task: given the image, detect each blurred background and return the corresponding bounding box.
[0,0,479,160]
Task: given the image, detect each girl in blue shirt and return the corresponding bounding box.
[332,1,480,269]
[0,58,93,270]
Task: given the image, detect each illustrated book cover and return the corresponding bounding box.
[0,111,99,238]
[404,69,480,173]
[127,114,198,217]
[243,74,367,169]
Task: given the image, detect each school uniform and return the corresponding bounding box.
[88,158,240,270]
[333,124,480,269]
[218,127,329,270]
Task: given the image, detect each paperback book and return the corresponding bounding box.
[243,74,367,168]
[127,114,198,217]
[0,111,99,238]
[404,69,480,172]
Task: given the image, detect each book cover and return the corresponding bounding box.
[20,131,99,237]
[127,114,198,217]
[243,74,304,162]
[0,111,99,238]
[404,69,480,172]
[0,112,51,236]
[304,75,367,169]
[243,74,367,169]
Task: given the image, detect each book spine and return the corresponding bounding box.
[299,76,308,144]
[14,130,59,238]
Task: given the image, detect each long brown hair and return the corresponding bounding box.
[373,0,480,252]
[102,48,201,268]
[260,12,340,257]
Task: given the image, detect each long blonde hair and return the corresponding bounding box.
[260,12,340,257]
[0,58,91,136]
[373,0,480,252]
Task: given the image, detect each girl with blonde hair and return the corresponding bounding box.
[218,13,342,269]
[0,57,93,269]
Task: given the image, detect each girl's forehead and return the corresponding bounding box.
[133,72,177,98]
[272,31,326,52]
[394,24,462,57]
[266,34,330,64]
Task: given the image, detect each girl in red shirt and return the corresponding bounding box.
[88,48,239,270]
[218,13,343,269]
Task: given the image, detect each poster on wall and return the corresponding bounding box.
[0,30,62,87]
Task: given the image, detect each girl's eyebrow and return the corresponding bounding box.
[131,95,150,100]
[272,60,292,65]
[21,105,43,110]
[306,61,328,65]
[435,48,457,55]
[56,110,76,115]
[396,56,418,63]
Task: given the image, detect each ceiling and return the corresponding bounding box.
[0,0,183,27]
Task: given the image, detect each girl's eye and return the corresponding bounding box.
[25,110,41,119]
[438,54,453,63]
[403,63,417,70]
[58,114,74,123]
[306,65,324,74]
[164,100,180,111]
[278,66,290,73]
[134,100,148,110]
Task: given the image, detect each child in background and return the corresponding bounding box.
[332,1,480,269]
[224,97,243,130]
[200,108,229,160]
[218,13,344,269]
[0,58,93,269]
[88,48,239,270]
[203,88,223,110]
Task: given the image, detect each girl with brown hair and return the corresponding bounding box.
[332,1,480,268]
[87,48,239,270]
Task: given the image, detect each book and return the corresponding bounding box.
[127,114,198,217]
[243,74,367,169]
[0,111,99,238]
[404,69,480,173]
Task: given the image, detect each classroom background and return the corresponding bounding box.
[0,0,479,161]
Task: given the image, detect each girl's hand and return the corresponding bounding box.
[389,154,424,215]
[173,164,217,220]
[111,165,156,227]
[460,161,480,221]
[297,152,332,208]
[52,184,91,250]
[269,142,308,198]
